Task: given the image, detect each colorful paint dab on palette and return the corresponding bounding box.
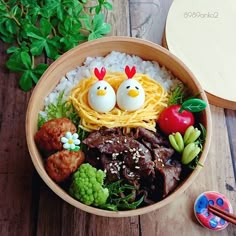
[194,191,233,230]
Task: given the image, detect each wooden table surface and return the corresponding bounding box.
[0,0,236,235]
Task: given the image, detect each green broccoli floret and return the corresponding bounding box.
[69,163,109,206]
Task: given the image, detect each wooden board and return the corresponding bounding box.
[165,0,236,109]
[1,0,236,235]
[130,0,173,44]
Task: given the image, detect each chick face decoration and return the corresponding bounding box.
[116,66,145,111]
[88,67,116,113]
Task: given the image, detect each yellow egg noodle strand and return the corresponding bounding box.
[69,72,169,132]
[70,74,168,131]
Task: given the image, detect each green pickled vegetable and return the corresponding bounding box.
[183,126,201,145]
[169,132,184,153]
[69,163,109,206]
[181,143,201,165]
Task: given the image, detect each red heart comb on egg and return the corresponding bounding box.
[94,67,106,80]
[125,65,136,79]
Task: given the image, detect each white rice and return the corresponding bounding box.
[41,51,182,117]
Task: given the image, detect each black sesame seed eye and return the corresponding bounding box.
[97,86,100,90]
[135,86,139,90]
[104,86,107,90]
[126,86,130,89]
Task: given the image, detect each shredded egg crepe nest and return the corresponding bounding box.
[69,72,169,132]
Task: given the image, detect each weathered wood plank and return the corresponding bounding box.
[106,0,131,36]
[130,0,173,44]
[36,183,63,236]
[0,43,36,235]
[60,206,140,236]
[37,184,140,236]
[225,109,236,179]
[1,0,235,235]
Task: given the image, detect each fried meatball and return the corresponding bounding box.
[45,150,85,183]
[35,117,77,154]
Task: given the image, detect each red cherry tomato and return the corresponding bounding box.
[157,104,195,135]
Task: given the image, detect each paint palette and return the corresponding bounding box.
[194,191,233,231]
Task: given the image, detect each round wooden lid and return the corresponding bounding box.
[165,0,236,109]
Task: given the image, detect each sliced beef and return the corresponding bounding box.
[99,127,122,135]
[152,145,174,163]
[101,154,121,182]
[84,134,151,157]
[122,167,141,188]
[155,160,182,197]
[141,139,152,150]
[84,148,103,169]
[136,127,170,147]
[83,127,121,146]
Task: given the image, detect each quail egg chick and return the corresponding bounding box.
[88,80,116,113]
[116,79,145,111]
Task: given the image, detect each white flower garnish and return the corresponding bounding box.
[61,132,80,150]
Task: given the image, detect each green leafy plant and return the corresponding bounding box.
[168,85,185,106]
[101,180,144,211]
[38,91,79,128]
[0,0,112,91]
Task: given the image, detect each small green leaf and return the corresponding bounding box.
[70,146,80,151]
[5,19,17,34]
[33,63,48,75]
[6,54,25,72]
[80,14,91,31]
[93,13,104,31]
[7,46,19,54]
[29,71,40,84]
[88,32,101,40]
[74,3,83,15]
[181,98,207,113]
[94,23,111,35]
[10,5,21,16]
[30,40,45,56]
[40,18,52,36]
[20,52,32,69]
[56,5,64,21]
[64,18,72,31]
[45,40,60,59]
[27,31,44,40]
[103,2,113,10]
[19,71,33,91]
[95,5,102,14]
[0,3,7,11]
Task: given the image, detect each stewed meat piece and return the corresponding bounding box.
[45,150,85,183]
[135,127,170,147]
[152,146,175,163]
[35,117,77,155]
[155,160,182,197]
